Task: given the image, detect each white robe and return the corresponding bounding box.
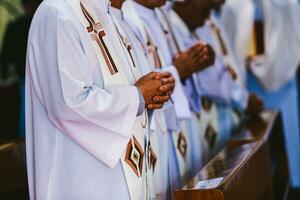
[207,14,246,86]
[195,21,249,111]
[222,0,300,188]
[167,7,249,110]
[108,6,170,199]
[222,0,300,91]
[167,7,245,162]
[123,1,195,190]
[26,0,146,199]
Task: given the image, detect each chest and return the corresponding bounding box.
[142,17,173,64]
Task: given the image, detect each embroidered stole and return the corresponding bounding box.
[156,8,202,104]
[66,1,148,199]
[208,19,239,81]
[191,32,220,162]
[109,12,167,199]
[154,8,195,183]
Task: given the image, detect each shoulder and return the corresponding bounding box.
[35,1,72,21]
[28,0,81,42]
[30,0,79,32]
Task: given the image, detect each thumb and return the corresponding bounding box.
[147,71,160,79]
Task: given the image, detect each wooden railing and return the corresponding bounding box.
[174,111,289,200]
[0,140,28,199]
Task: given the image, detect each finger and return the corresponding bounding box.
[188,43,205,56]
[160,71,172,78]
[151,79,164,88]
[167,85,175,95]
[207,45,214,53]
[154,73,162,80]
[173,53,180,60]
[190,47,204,59]
[161,76,175,84]
[195,55,210,67]
[153,95,170,103]
[147,71,161,79]
[189,43,206,53]
[165,84,174,94]
[147,103,164,110]
[159,84,173,93]
[161,82,175,92]
[197,39,206,45]
[199,45,209,55]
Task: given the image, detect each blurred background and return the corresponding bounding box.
[0,0,41,199]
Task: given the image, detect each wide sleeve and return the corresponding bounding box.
[197,57,249,110]
[27,10,140,168]
[160,65,191,119]
[226,74,249,111]
[250,0,300,91]
[197,58,231,104]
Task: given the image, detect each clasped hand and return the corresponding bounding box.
[173,42,215,79]
[135,72,175,110]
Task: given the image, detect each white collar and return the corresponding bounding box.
[133,1,156,19]
[109,5,124,20]
[163,1,174,12]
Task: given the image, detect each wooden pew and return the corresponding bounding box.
[174,111,288,200]
[0,83,20,139]
[0,140,28,200]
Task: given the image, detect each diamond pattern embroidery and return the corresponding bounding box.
[125,136,144,177]
[148,142,157,172]
[205,123,218,149]
[226,64,238,80]
[177,132,187,160]
[201,97,213,112]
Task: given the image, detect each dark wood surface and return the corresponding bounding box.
[0,83,20,139]
[174,111,288,200]
[0,140,28,199]
[0,111,288,200]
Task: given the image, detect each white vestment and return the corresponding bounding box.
[222,0,300,91]
[195,21,249,111]
[123,1,195,190]
[25,0,150,199]
[167,7,246,162]
[221,0,300,188]
[207,15,246,86]
[108,5,170,199]
[168,8,248,108]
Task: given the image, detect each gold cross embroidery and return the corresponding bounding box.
[114,23,137,68]
[210,21,238,80]
[158,8,181,54]
[144,29,162,69]
[125,136,144,177]
[210,21,228,56]
[81,3,118,75]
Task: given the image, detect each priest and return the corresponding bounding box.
[221,0,300,191]
[158,0,262,161]
[122,0,215,193]
[25,0,173,199]
[107,0,175,198]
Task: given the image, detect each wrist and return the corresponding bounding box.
[135,86,146,116]
[174,64,190,79]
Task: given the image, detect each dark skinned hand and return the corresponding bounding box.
[173,42,215,79]
[246,93,264,116]
[198,43,215,69]
[157,71,175,96]
[149,71,175,109]
[135,72,171,110]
